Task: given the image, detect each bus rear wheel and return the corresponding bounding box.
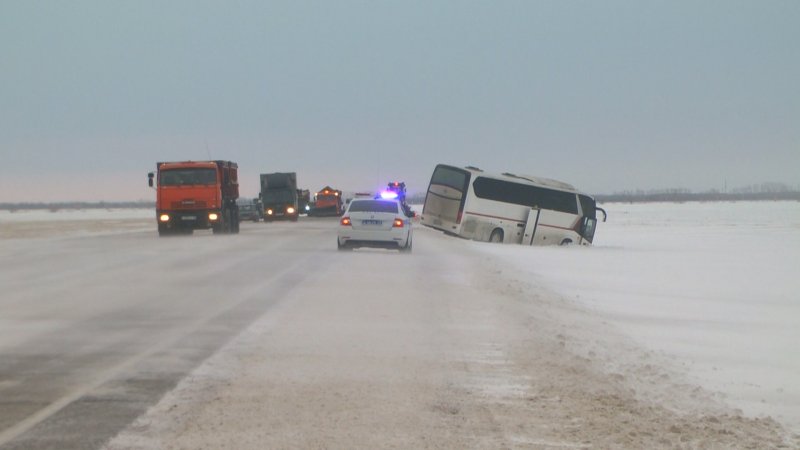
[489,229,504,243]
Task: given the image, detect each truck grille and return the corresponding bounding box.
[172,200,208,209]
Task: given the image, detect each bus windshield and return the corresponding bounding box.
[578,194,597,219]
[423,165,470,224]
[430,165,469,192]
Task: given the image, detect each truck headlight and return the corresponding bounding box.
[208,213,219,221]
[287,207,296,214]
[159,214,170,222]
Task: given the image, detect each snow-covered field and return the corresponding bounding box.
[475,201,800,431]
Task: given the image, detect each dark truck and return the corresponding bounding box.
[238,198,264,222]
[148,160,240,236]
[297,189,311,214]
[260,172,299,222]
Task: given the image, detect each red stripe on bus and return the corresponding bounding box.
[464,211,524,223]
[538,223,575,232]
[539,217,581,232]
[464,211,580,232]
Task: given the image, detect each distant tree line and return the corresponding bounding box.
[406,193,428,204]
[596,183,800,203]
[1,201,154,212]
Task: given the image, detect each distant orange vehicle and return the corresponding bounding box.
[148,160,240,236]
[309,186,344,216]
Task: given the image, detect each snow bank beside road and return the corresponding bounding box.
[0,209,152,239]
[474,201,800,432]
[0,208,152,222]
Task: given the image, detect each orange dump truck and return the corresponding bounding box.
[309,186,344,216]
[148,160,240,236]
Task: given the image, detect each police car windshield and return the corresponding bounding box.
[348,200,398,214]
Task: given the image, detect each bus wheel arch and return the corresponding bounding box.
[560,238,573,246]
[489,228,504,243]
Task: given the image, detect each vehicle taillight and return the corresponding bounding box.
[340,217,351,226]
[393,218,404,228]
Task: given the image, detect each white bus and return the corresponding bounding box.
[421,164,606,246]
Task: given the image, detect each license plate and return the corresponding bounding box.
[181,215,197,221]
[362,219,382,225]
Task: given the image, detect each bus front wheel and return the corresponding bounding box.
[489,229,504,243]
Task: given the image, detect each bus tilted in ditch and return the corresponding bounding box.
[421,164,606,246]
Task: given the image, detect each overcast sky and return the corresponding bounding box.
[1,1,798,202]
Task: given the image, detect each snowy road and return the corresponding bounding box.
[0,219,330,449]
[0,215,796,449]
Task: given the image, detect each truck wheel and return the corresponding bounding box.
[212,214,227,234]
[232,210,240,234]
[223,209,233,234]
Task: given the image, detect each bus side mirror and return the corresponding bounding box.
[148,172,155,188]
[597,207,607,222]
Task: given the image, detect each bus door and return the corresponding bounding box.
[521,208,541,246]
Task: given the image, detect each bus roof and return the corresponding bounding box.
[446,164,584,195]
[501,173,576,191]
